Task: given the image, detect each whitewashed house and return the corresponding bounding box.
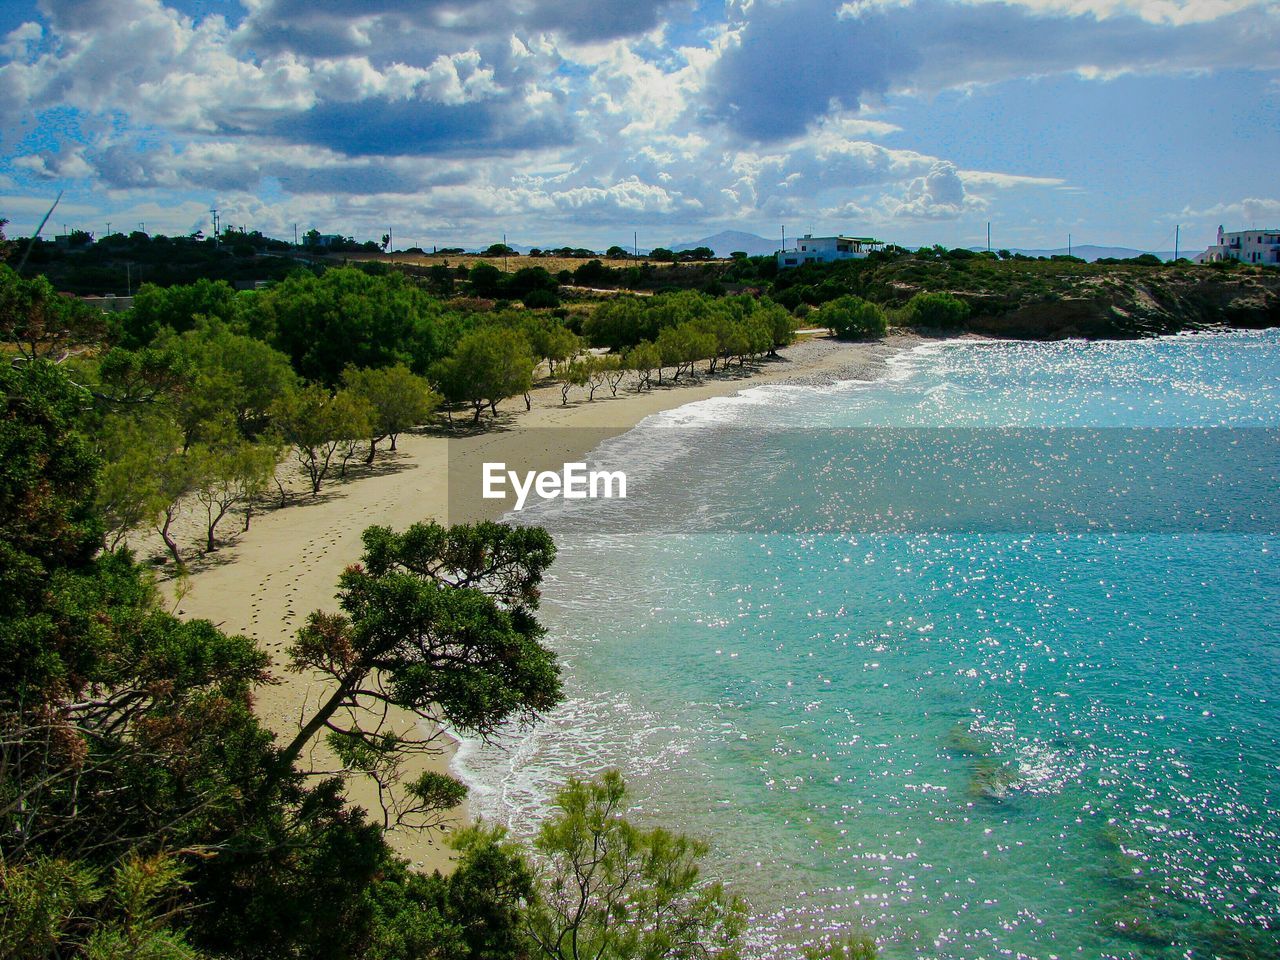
[777,234,884,269]
[1196,225,1280,265]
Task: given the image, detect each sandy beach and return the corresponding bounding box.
[174,333,923,872]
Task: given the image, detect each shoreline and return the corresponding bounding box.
[176,332,930,873]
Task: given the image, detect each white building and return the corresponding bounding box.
[1196,225,1280,265]
[777,234,884,269]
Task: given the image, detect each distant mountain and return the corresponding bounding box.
[670,230,778,257]
[970,244,1180,262]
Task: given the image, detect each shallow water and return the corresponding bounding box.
[455,331,1280,959]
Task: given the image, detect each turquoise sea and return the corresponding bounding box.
[455,331,1280,959]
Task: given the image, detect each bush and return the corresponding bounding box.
[905,291,970,329]
[522,288,559,309]
[469,262,504,297]
[814,295,887,339]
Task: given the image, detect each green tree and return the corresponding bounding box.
[278,522,562,827]
[814,296,888,339]
[248,268,449,385]
[657,323,715,381]
[91,343,191,407]
[583,354,620,401]
[0,361,102,702]
[150,434,200,567]
[535,323,581,376]
[906,291,970,329]
[0,266,106,362]
[271,384,374,494]
[681,245,715,261]
[760,301,798,356]
[584,297,648,351]
[192,428,281,551]
[343,364,441,463]
[121,278,239,348]
[623,340,661,390]
[0,358,559,960]
[432,327,534,424]
[506,267,561,308]
[557,357,590,405]
[527,771,746,960]
[95,411,179,550]
[171,319,299,441]
[1,853,212,960]
[469,262,506,297]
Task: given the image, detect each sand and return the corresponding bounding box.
[174,333,923,873]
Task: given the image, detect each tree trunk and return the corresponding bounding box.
[365,437,380,464]
[158,509,183,567]
[389,433,398,451]
[206,503,230,552]
[275,667,363,775]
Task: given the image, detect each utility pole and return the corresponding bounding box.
[210,207,220,248]
[293,223,298,247]
[1174,224,1180,261]
[634,231,638,258]
[782,226,785,253]
[1068,233,1072,258]
[106,221,111,238]
[987,221,991,253]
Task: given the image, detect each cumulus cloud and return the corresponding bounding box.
[233,0,686,58]
[0,0,1272,243]
[4,0,571,160]
[705,0,1280,141]
[883,160,983,219]
[1177,197,1280,225]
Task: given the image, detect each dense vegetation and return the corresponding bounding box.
[0,352,764,959]
[16,229,304,295]
[754,246,1280,338]
[1,220,875,959]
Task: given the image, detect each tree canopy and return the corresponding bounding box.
[247,267,452,385]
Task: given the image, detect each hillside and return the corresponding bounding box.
[968,244,1180,262]
[766,251,1280,339]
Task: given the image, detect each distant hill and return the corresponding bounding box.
[670,230,778,257]
[971,244,1179,262]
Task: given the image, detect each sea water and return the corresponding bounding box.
[454,331,1280,959]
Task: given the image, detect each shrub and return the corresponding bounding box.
[906,291,970,329]
[814,295,888,339]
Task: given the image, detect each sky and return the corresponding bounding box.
[0,0,1277,252]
